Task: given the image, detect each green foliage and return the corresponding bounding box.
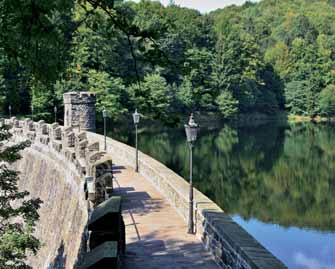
[216,91,239,119]
[212,0,335,118]
[284,80,313,116]
[318,84,335,117]
[129,73,172,120]
[87,70,128,120]
[31,79,55,121]
[0,0,74,80]
[0,126,42,269]
[176,76,195,109]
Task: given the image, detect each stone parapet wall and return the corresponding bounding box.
[86,132,287,269]
[3,117,114,268]
[11,133,88,269]
[5,117,113,207]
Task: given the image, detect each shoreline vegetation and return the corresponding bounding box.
[5,111,335,129]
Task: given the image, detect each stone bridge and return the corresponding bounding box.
[2,92,286,269]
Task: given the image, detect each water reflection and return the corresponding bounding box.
[234,216,335,269]
[103,121,335,268]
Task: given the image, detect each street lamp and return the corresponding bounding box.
[102,108,108,151]
[184,113,200,234]
[8,105,11,118]
[54,106,57,123]
[132,109,140,172]
[31,104,34,121]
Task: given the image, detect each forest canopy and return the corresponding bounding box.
[0,0,335,123]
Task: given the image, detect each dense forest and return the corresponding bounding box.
[0,0,335,123]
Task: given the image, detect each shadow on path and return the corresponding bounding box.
[113,179,165,216]
[124,232,216,269]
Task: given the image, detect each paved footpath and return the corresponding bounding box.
[112,164,218,269]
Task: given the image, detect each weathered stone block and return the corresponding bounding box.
[52,140,62,152]
[64,148,76,162]
[75,158,86,176]
[14,119,20,128]
[27,130,36,141]
[39,124,48,135]
[53,127,62,140]
[39,135,50,145]
[86,176,95,202]
[24,120,34,132]
[77,131,87,141]
[64,132,75,148]
[86,141,100,159]
[78,139,88,159]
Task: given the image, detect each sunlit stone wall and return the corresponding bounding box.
[6,115,111,269]
[13,139,88,269]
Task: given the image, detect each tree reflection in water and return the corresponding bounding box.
[105,122,335,232]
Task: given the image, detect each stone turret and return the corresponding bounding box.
[64,92,96,132]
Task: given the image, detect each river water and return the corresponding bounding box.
[102,121,335,269]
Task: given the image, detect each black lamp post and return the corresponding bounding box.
[132,109,140,172]
[102,108,108,151]
[184,113,199,234]
[8,105,11,118]
[54,106,57,123]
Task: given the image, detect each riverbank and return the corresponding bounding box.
[107,111,335,129]
[287,114,335,123]
[4,111,335,130]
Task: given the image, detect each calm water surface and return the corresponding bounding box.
[102,121,335,269]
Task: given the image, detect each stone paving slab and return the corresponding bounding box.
[112,164,218,269]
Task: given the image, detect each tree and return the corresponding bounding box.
[176,76,195,110]
[87,69,128,120]
[0,125,42,269]
[182,48,214,110]
[216,90,239,119]
[0,0,74,83]
[318,84,335,117]
[128,73,172,120]
[284,80,311,116]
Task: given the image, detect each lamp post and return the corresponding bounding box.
[132,109,140,172]
[184,113,199,234]
[31,104,34,121]
[8,105,11,118]
[54,106,57,123]
[102,108,107,151]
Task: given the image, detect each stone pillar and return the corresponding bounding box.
[64,92,79,129]
[79,92,96,132]
[63,92,96,132]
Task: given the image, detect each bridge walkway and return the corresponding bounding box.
[112,164,218,269]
